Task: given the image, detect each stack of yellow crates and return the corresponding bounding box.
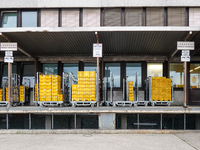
[151,77,171,101]
[39,75,62,102]
[71,71,96,101]
[52,75,61,101]
[6,87,8,101]
[12,86,19,102]
[34,83,37,101]
[0,88,2,101]
[128,81,134,101]
[20,86,25,102]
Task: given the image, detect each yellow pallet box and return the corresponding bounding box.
[85,85,90,88]
[90,88,96,92]
[78,71,84,78]
[90,84,96,88]
[89,71,96,78]
[90,77,96,81]
[72,85,78,91]
[129,97,134,101]
[84,77,90,81]
[84,71,90,78]
[129,90,133,94]
[90,81,96,85]
[45,95,51,101]
[78,78,84,81]
[58,94,63,101]
[91,91,96,95]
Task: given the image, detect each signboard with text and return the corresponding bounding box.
[0,42,17,51]
[93,43,102,57]
[177,41,194,50]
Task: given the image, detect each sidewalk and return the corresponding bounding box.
[0,131,199,150]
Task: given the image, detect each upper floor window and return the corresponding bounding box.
[103,8,121,26]
[146,8,164,26]
[2,12,17,28]
[41,9,58,27]
[22,11,37,27]
[125,8,143,26]
[168,8,186,26]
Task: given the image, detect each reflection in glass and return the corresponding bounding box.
[43,64,58,75]
[147,63,163,77]
[126,63,142,87]
[2,12,17,28]
[190,63,200,88]
[105,63,120,87]
[170,63,184,88]
[63,63,78,78]
[22,11,37,27]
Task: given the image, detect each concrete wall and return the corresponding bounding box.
[0,0,200,8]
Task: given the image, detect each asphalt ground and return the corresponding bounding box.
[0,132,199,150]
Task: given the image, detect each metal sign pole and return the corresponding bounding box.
[183,61,187,107]
[96,34,100,108]
[8,62,12,108]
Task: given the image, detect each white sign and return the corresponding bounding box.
[0,42,17,51]
[177,41,194,50]
[4,57,14,63]
[5,51,13,57]
[182,50,190,56]
[93,43,102,57]
[181,56,190,62]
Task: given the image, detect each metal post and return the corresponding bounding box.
[52,114,54,129]
[74,113,76,129]
[97,57,99,107]
[29,113,31,129]
[6,113,8,129]
[183,61,187,107]
[7,62,12,108]
[123,78,125,101]
[184,113,186,130]
[161,113,162,130]
[137,114,139,130]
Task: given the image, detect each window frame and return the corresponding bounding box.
[1,10,18,28]
[21,10,38,27]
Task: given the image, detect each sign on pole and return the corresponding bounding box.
[93,43,102,57]
[177,41,194,50]
[0,42,17,51]
[5,51,13,57]
[4,57,14,63]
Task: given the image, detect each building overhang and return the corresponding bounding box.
[0,27,200,61]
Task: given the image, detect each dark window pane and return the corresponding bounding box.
[9,114,29,129]
[162,114,184,130]
[54,115,74,129]
[126,63,142,87]
[22,11,37,27]
[105,63,120,87]
[31,115,45,129]
[43,63,58,75]
[63,63,78,78]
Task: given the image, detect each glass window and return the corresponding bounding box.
[22,11,37,27]
[84,63,98,72]
[126,63,142,87]
[170,63,184,88]
[2,12,17,28]
[43,64,57,75]
[105,63,120,87]
[104,8,121,26]
[2,64,17,76]
[63,63,78,78]
[190,63,200,88]
[23,64,35,76]
[147,63,163,77]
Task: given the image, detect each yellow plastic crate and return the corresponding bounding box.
[90,81,96,85]
[129,97,134,101]
[90,85,96,88]
[84,71,90,78]
[78,71,84,78]
[89,71,96,78]
[84,77,90,81]
[91,91,96,95]
[90,88,96,92]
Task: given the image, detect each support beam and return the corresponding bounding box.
[0,33,36,59]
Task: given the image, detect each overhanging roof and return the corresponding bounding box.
[0,27,200,58]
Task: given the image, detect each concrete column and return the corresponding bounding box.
[45,115,52,129]
[196,114,200,130]
[99,113,116,130]
[121,115,127,129]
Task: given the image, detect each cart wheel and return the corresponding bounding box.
[72,103,76,108]
[106,103,109,107]
[145,103,148,107]
[167,103,170,107]
[129,104,132,107]
[152,103,155,107]
[100,103,103,107]
[91,103,94,107]
[134,104,137,107]
[113,103,116,108]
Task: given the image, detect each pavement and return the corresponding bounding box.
[0,132,200,150]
